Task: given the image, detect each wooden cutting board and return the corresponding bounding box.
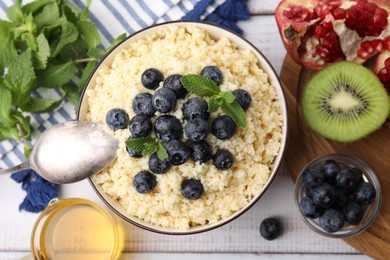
[280,55,390,259]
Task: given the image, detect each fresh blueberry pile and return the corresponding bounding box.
[299,159,376,233]
[105,66,252,200]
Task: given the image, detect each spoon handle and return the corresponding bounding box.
[0,161,31,176]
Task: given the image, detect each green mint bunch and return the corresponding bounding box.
[125,137,168,160]
[180,74,247,127]
[0,0,126,157]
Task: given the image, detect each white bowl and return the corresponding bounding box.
[77,21,288,234]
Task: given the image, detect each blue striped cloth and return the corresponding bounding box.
[0,0,250,212]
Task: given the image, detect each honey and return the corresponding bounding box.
[31,198,123,260]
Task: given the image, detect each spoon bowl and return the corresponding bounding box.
[0,121,119,184]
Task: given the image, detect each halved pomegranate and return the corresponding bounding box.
[275,0,390,71]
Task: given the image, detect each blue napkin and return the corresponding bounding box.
[0,0,250,213]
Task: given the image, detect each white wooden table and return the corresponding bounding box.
[0,1,373,259]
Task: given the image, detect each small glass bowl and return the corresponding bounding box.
[294,153,381,238]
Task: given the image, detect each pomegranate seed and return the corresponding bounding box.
[385,38,390,50]
[375,8,388,17]
[357,49,369,59]
[332,8,346,19]
[314,25,326,38]
[326,0,341,8]
[373,14,385,25]
[372,40,384,52]
[385,58,390,69]
[361,41,374,54]
[366,2,378,13]
[352,6,363,18]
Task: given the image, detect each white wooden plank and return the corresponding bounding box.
[248,0,280,15]
[239,15,287,74]
[0,252,370,260]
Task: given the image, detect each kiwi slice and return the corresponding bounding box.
[301,61,390,142]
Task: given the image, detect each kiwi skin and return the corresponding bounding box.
[301,61,390,142]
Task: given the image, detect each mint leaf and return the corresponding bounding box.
[33,33,50,69]
[22,0,56,14]
[61,84,81,107]
[24,143,32,158]
[220,91,235,104]
[0,86,13,124]
[181,74,219,97]
[80,61,97,88]
[20,96,65,113]
[79,1,91,21]
[34,2,59,30]
[0,21,17,67]
[62,4,79,25]
[7,0,24,24]
[37,60,78,88]
[50,17,79,57]
[88,47,106,59]
[208,95,220,112]
[78,21,100,49]
[60,37,88,60]
[156,142,168,160]
[125,137,155,152]
[142,142,156,157]
[22,32,37,51]
[4,50,36,105]
[107,33,127,51]
[13,112,31,140]
[0,126,19,141]
[220,100,246,128]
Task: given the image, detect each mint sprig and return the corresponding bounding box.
[181,74,247,128]
[125,137,168,160]
[0,0,126,158]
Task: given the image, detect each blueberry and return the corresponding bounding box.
[320,160,340,182]
[126,136,143,158]
[155,115,183,143]
[185,118,208,141]
[213,149,234,170]
[189,141,212,163]
[343,202,364,225]
[181,179,204,200]
[319,208,344,233]
[232,89,252,110]
[336,168,363,192]
[354,182,376,205]
[132,92,156,117]
[166,140,190,165]
[105,108,129,131]
[133,171,157,194]
[302,167,324,189]
[200,66,223,85]
[148,153,171,174]
[312,183,337,208]
[260,218,282,241]
[141,68,164,90]
[334,190,349,209]
[211,115,236,140]
[182,97,209,121]
[299,196,324,219]
[163,74,187,98]
[128,115,152,137]
[152,88,177,113]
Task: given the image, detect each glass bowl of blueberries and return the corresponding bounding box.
[294,153,381,238]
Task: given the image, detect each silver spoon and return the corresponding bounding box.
[0,121,119,184]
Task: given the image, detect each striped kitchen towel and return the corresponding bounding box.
[0,0,249,212]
